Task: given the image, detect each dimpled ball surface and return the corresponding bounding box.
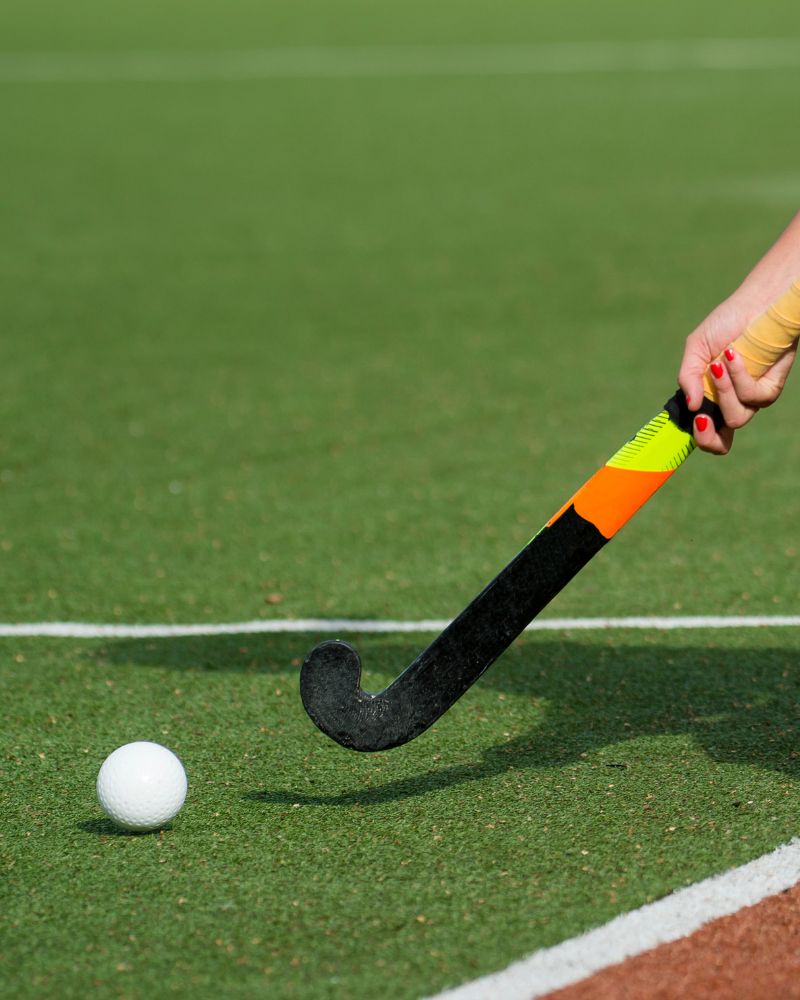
[96,742,188,832]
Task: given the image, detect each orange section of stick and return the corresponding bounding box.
[547,466,673,539]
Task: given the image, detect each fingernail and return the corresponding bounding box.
[695,415,709,433]
[710,362,724,379]
[724,347,735,362]
[684,392,692,408]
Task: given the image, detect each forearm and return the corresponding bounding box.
[727,210,800,317]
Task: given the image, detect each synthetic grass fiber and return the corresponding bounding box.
[2,0,800,997]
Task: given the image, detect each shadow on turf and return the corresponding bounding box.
[77,818,172,837]
[82,632,314,674]
[90,633,800,804]
[250,637,800,806]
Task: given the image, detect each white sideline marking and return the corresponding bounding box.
[0,38,799,83]
[1,615,800,638]
[426,839,800,1000]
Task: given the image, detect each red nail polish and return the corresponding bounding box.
[695,415,709,433]
[710,362,724,379]
[725,347,735,362]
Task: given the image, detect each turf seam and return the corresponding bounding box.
[1,39,800,82]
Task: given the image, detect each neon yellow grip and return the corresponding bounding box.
[703,280,800,400]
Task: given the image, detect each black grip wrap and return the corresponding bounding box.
[665,388,723,435]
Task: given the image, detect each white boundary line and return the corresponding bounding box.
[426,839,800,1000]
[1,615,800,638]
[0,38,799,83]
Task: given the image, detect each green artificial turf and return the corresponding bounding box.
[2,0,800,997]
[3,630,800,999]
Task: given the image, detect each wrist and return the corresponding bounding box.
[722,284,778,326]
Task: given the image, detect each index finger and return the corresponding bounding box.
[678,340,713,411]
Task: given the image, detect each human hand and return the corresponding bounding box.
[678,297,798,454]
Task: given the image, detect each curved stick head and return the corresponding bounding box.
[301,639,411,751]
[300,640,370,750]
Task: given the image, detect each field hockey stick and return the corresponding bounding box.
[300,281,800,751]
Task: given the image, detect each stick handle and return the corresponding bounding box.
[702,280,800,400]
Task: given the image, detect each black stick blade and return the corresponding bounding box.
[299,639,385,748]
[300,507,607,751]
